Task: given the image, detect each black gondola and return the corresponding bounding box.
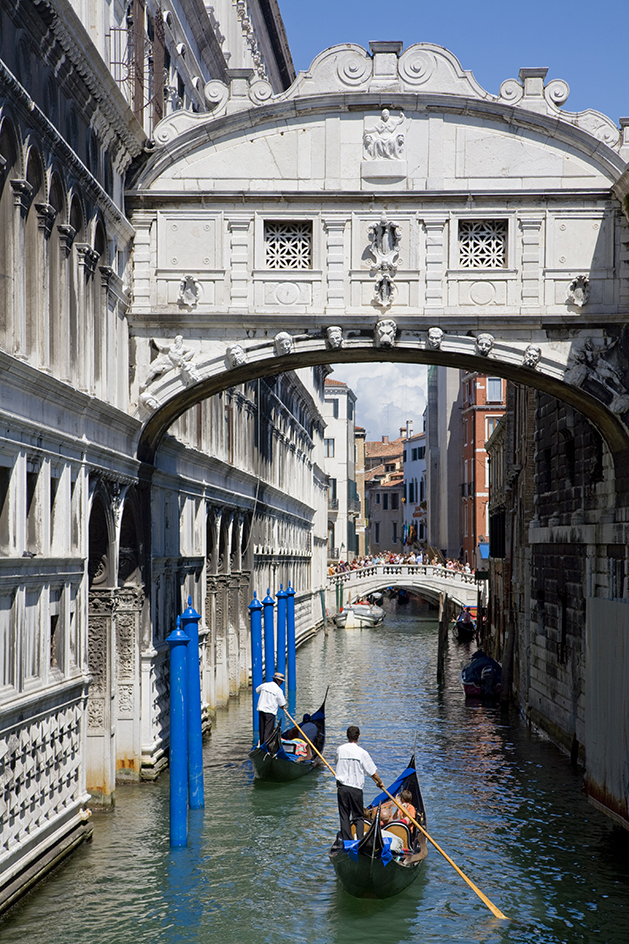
[453,619,476,641]
[249,696,326,782]
[460,650,502,698]
[329,755,428,898]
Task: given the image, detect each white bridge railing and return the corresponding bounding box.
[326,563,478,608]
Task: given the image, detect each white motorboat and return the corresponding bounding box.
[333,602,385,628]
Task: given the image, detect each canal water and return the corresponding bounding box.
[2,598,629,944]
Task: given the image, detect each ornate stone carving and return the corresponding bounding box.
[426,326,444,350]
[177,275,201,309]
[87,698,105,730]
[203,79,229,114]
[249,79,273,106]
[398,49,435,86]
[118,685,134,715]
[274,332,293,356]
[374,319,397,349]
[325,326,343,350]
[368,215,402,309]
[522,345,541,368]
[475,333,494,356]
[567,275,590,308]
[363,109,406,160]
[226,344,247,368]
[335,49,371,87]
[140,336,200,391]
[564,337,629,413]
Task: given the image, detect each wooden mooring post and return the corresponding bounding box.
[437,592,449,684]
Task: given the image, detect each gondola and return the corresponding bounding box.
[249,695,326,781]
[333,602,385,628]
[329,755,428,898]
[460,650,502,698]
[453,606,477,641]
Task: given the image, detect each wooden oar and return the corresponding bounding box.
[281,706,508,921]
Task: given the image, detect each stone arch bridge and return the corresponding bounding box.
[127,40,629,483]
[326,563,478,612]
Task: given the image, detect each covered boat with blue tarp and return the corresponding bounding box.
[329,755,428,898]
[249,697,326,781]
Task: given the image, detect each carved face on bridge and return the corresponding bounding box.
[226,344,246,368]
[274,332,293,356]
[522,345,541,368]
[475,333,494,356]
[427,326,444,350]
[374,319,397,349]
[326,326,343,349]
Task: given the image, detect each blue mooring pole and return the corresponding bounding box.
[167,617,189,847]
[181,596,204,810]
[286,582,296,716]
[249,592,263,741]
[262,589,275,682]
[276,584,287,691]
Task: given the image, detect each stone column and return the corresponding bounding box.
[86,588,117,805]
[35,203,57,370]
[215,575,230,705]
[227,217,251,311]
[323,218,347,310]
[115,585,144,781]
[57,224,76,383]
[227,574,240,695]
[10,179,33,357]
[204,576,218,709]
[75,244,99,393]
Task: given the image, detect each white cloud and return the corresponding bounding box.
[329,362,428,441]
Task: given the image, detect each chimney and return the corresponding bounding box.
[406,419,413,439]
[382,435,389,443]
[399,427,405,439]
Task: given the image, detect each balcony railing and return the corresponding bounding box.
[328,497,339,510]
[348,497,361,514]
[460,481,475,497]
[328,547,340,559]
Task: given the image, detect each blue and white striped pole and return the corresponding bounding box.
[286,582,296,716]
[167,617,189,847]
[249,593,263,741]
[262,589,275,682]
[275,584,287,691]
[181,596,204,810]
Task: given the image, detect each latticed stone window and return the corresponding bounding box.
[458,219,508,268]
[264,221,312,269]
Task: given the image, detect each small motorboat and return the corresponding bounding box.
[249,696,327,781]
[329,755,428,898]
[460,650,502,698]
[333,602,384,628]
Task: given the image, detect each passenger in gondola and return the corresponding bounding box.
[335,725,385,840]
[379,789,416,826]
[461,606,475,626]
[255,672,286,745]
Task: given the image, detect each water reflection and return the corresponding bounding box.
[2,597,629,943]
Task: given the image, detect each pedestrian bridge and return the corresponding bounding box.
[326,563,478,612]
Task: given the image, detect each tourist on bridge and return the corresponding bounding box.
[335,726,385,840]
[256,672,286,745]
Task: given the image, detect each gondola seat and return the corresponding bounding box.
[382,822,412,847]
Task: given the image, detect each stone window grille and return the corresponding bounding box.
[458,219,508,268]
[264,221,312,269]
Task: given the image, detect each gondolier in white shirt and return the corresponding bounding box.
[256,672,286,745]
[335,725,385,840]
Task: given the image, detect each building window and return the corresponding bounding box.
[376,493,380,504]
[348,400,354,420]
[383,493,389,511]
[326,398,339,418]
[264,221,312,269]
[403,450,407,462]
[486,377,503,402]
[324,438,335,458]
[374,522,380,544]
[418,446,425,459]
[409,481,415,503]
[392,522,397,544]
[391,493,399,511]
[459,219,507,268]
[329,478,337,500]
[486,415,500,439]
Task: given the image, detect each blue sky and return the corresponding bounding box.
[278,0,628,441]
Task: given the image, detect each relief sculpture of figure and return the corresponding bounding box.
[141,336,198,390]
[475,333,494,356]
[364,108,406,160]
[564,337,629,413]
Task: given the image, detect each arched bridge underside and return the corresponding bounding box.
[327,564,478,610]
[127,41,629,480]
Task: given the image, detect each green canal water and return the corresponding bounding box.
[2,599,629,944]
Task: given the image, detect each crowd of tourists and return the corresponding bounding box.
[328,552,473,576]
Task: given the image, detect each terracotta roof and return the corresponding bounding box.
[325,377,347,387]
[364,438,405,458]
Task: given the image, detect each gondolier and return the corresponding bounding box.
[256,672,286,745]
[335,726,384,840]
